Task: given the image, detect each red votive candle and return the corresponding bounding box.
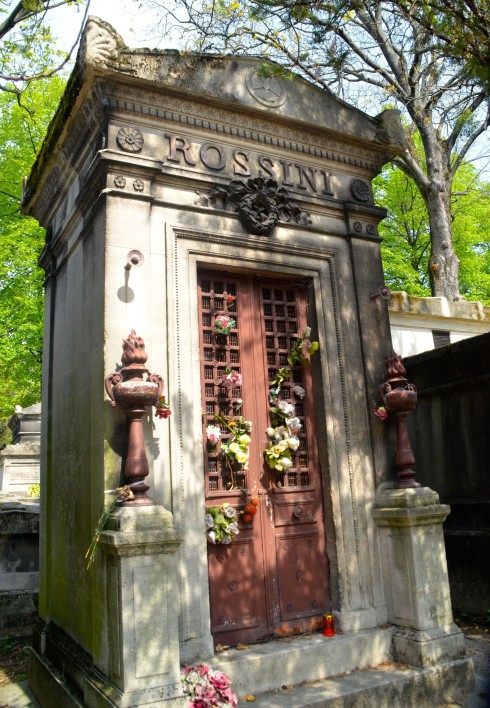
[323,613,335,637]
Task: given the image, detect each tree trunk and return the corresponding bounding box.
[407,122,462,301]
[424,182,461,300]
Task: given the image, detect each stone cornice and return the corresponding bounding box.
[103,82,394,172]
[23,63,400,224]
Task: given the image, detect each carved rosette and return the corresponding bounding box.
[116,126,144,153]
[350,179,371,203]
[207,177,311,235]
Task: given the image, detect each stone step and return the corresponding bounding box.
[234,658,473,707]
[212,628,393,696]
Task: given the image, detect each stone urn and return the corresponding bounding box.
[105,330,164,505]
[379,351,420,489]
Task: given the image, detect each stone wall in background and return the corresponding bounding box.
[405,333,490,615]
[389,291,490,358]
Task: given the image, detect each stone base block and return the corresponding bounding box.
[29,619,187,708]
[29,644,187,708]
[29,648,84,708]
[392,624,466,668]
[0,590,38,629]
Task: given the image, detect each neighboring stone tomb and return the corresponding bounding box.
[21,17,472,707]
[0,404,40,628]
[0,403,41,495]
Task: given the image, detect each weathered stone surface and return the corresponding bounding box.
[373,487,466,668]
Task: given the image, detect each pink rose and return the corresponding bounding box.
[374,406,389,421]
[222,371,243,388]
[209,672,230,691]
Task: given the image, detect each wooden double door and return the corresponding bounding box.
[198,270,330,646]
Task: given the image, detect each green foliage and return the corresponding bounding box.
[0,1,87,95]
[375,161,490,304]
[0,73,66,436]
[451,167,490,304]
[396,0,490,88]
[374,164,432,297]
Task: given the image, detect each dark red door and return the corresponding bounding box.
[198,271,330,647]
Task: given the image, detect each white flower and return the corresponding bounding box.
[223,505,237,519]
[278,400,295,416]
[286,417,302,432]
[288,437,300,451]
[207,530,217,544]
[280,456,293,469]
[266,427,275,438]
[235,450,248,464]
[204,513,215,529]
[292,385,306,399]
[303,327,311,338]
[227,522,239,535]
[221,534,232,544]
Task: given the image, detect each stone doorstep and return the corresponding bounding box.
[212,628,393,696]
[235,658,474,707]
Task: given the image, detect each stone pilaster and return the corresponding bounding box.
[93,505,186,707]
[373,487,466,668]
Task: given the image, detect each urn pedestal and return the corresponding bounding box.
[379,352,420,489]
[105,331,164,505]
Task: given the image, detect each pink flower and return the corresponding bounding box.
[155,396,171,419]
[209,672,230,691]
[155,406,171,419]
[206,425,221,445]
[221,371,243,388]
[373,406,389,420]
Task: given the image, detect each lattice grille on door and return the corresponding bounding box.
[262,286,311,488]
[199,277,246,493]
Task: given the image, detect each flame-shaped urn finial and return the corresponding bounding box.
[378,351,421,489]
[105,331,164,506]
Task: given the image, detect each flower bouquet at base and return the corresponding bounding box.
[205,503,240,544]
[181,663,237,707]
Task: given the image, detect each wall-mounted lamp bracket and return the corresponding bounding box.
[124,250,145,271]
[370,285,391,301]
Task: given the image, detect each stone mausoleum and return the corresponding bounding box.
[22,18,472,707]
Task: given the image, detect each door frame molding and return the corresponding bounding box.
[156,221,385,660]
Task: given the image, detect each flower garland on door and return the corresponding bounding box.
[264,328,319,483]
